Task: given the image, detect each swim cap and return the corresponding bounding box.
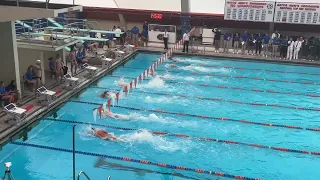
[91,128,95,130]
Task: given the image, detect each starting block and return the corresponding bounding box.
[64,74,79,89]
[37,86,57,105]
[4,103,26,123]
[115,50,125,61]
[124,44,135,52]
[100,55,113,68]
[83,63,98,78]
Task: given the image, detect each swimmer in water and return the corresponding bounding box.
[117,81,129,88]
[167,64,177,68]
[103,109,130,120]
[100,91,116,98]
[91,128,119,141]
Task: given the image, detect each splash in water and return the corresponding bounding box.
[138,76,167,89]
[119,129,192,152]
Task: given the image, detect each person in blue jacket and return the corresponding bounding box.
[241,31,249,54]
[223,33,231,53]
[131,25,139,46]
[272,34,280,58]
[263,33,271,57]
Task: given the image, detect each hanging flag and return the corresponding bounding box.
[147,68,149,76]
[98,105,103,119]
[130,82,133,91]
[134,78,137,88]
[143,71,146,79]
[107,99,111,111]
[116,92,119,104]
[139,74,142,81]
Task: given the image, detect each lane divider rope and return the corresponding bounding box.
[97,78,320,112]
[121,67,320,86]
[10,141,260,180]
[70,100,320,132]
[44,118,320,156]
[105,74,320,98]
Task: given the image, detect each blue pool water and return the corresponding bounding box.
[1,53,320,180]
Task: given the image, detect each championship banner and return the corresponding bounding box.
[274,2,320,24]
[224,0,275,22]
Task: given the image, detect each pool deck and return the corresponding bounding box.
[1,44,320,147]
[0,50,137,146]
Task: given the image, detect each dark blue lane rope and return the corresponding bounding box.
[9,141,260,180]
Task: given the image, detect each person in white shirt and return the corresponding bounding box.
[114,26,122,45]
[286,37,294,60]
[272,30,280,40]
[182,32,190,53]
[293,37,303,60]
[163,30,169,49]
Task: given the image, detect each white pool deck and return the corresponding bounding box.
[1,44,319,146]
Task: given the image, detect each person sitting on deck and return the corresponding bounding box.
[6,80,20,102]
[84,40,99,52]
[0,81,15,103]
[91,128,119,141]
[76,47,88,66]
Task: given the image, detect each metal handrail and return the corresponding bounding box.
[77,171,90,180]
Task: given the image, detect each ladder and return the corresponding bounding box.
[77,171,111,180]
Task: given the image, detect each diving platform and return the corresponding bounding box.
[44,26,124,35]
[0,0,82,22]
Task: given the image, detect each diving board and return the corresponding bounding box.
[21,32,109,42]
[44,26,124,35]
[47,18,63,28]
[16,20,33,31]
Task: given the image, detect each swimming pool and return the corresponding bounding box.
[1,52,320,180]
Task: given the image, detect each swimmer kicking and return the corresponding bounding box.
[117,81,129,88]
[91,128,119,141]
[100,91,116,98]
[103,109,130,120]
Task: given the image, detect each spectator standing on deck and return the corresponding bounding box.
[182,32,190,53]
[233,33,240,54]
[247,33,255,55]
[213,28,221,53]
[287,37,294,60]
[263,33,270,57]
[142,21,148,47]
[131,25,139,46]
[272,34,280,58]
[33,60,42,90]
[279,36,288,59]
[301,39,310,60]
[163,30,169,49]
[114,26,122,45]
[293,37,303,60]
[272,30,280,39]
[223,32,231,53]
[255,33,263,56]
[241,31,248,54]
